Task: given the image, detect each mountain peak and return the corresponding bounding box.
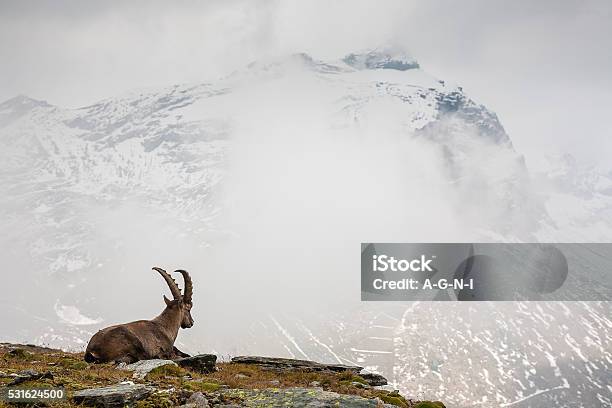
[0,94,51,109]
[343,46,419,71]
[0,95,53,127]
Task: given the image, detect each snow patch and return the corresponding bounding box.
[54,301,103,326]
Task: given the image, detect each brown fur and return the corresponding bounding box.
[84,267,194,363]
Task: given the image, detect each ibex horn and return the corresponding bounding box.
[174,269,192,305]
[153,267,181,300]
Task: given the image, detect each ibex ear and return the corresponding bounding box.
[163,295,172,306]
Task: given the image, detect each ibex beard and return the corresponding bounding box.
[84,267,194,363]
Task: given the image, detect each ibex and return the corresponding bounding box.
[84,267,194,363]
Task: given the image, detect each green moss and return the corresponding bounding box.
[350,375,368,385]
[134,393,174,408]
[54,376,90,390]
[145,364,186,380]
[6,348,34,360]
[198,382,221,392]
[379,394,409,407]
[183,378,223,393]
[414,402,446,408]
[337,371,368,385]
[371,390,411,408]
[59,358,89,370]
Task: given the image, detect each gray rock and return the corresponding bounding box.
[8,369,53,385]
[73,383,154,407]
[120,359,177,379]
[221,387,387,407]
[360,372,388,386]
[16,369,39,376]
[231,356,362,374]
[175,354,217,373]
[187,391,210,408]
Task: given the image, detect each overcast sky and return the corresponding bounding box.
[1,0,611,167]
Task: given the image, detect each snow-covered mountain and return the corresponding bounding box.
[0,49,543,248]
[535,154,612,241]
[0,49,610,407]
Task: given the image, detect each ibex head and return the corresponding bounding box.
[153,267,194,329]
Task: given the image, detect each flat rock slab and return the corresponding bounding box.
[8,369,53,386]
[222,387,396,408]
[73,383,154,407]
[0,343,57,353]
[175,354,217,373]
[231,356,362,374]
[120,359,177,379]
[231,356,387,386]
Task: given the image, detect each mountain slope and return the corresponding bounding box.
[0,49,609,408]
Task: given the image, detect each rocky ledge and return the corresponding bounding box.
[230,356,388,387]
[0,343,445,408]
